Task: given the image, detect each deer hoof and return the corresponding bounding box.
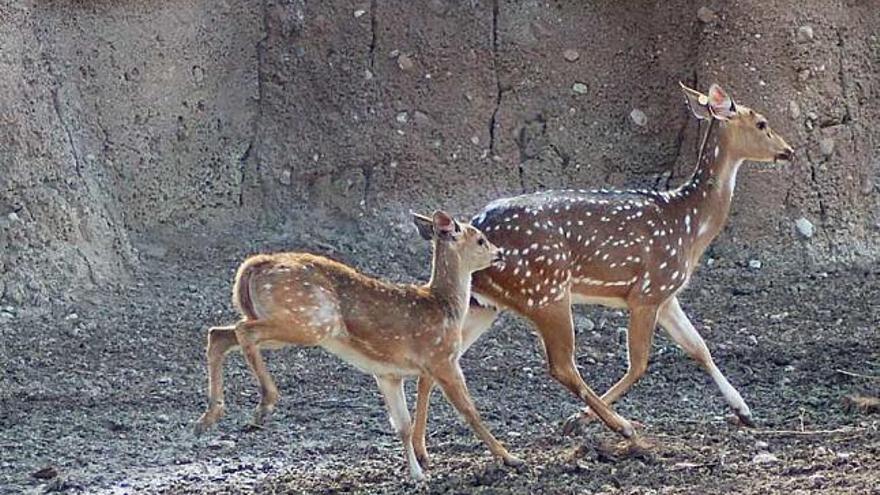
[732,410,756,428]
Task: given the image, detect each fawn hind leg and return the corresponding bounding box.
[194,325,239,434]
[234,319,327,426]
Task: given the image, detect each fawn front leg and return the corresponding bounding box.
[431,362,523,467]
[376,375,426,481]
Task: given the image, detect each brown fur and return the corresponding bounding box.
[194,212,521,480]
[411,85,794,457]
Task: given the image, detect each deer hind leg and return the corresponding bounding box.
[564,305,660,431]
[194,325,239,435]
[526,298,636,439]
[234,319,327,426]
[658,297,753,426]
[375,375,425,481]
[411,304,498,467]
[431,362,523,467]
[411,375,434,469]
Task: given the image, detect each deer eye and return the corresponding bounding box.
[756,121,767,130]
[477,238,486,246]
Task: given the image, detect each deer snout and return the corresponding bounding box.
[491,249,505,266]
[775,146,794,162]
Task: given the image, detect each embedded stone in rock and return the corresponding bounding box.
[630,108,647,127]
[563,49,580,62]
[797,25,814,42]
[819,138,835,157]
[697,6,717,23]
[795,217,815,238]
[789,100,801,120]
[748,259,762,270]
[397,53,414,71]
[752,452,779,464]
[572,82,588,94]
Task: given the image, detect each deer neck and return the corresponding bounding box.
[427,242,470,323]
[674,121,744,259]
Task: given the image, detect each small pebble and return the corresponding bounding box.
[748,259,762,269]
[797,25,814,42]
[819,138,835,157]
[397,54,414,71]
[630,108,647,126]
[563,49,580,62]
[697,6,716,23]
[795,217,815,238]
[572,82,588,94]
[753,452,779,464]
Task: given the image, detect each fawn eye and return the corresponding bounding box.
[478,238,486,246]
[756,121,767,130]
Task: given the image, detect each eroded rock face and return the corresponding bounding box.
[2,1,878,304]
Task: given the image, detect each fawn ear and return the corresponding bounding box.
[433,210,462,241]
[412,212,435,240]
[706,84,737,120]
[680,82,712,120]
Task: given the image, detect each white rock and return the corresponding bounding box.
[748,259,762,269]
[820,138,835,157]
[572,82,588,94]
[630,108,647,126]
[795,217,815,238]
[752,452,779,464]
[797,25,814,42]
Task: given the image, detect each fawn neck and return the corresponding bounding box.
[427,241,471,323]
[673,121,744,258]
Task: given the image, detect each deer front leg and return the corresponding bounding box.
[659,297,753,426]
[563,305,659,433]
[411,375,434,469]
[526,297,637,439]
[194,325,239,435]
[431,362,523,467]
[375,375,426,481]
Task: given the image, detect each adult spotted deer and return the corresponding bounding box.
[411,83,794,465]
[193,211,522,481]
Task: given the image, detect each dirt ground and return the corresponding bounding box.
[1,223,877,495]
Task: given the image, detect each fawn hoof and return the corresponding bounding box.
[503,455,525,468]
[194,408,222,436]
[409,465,427,482]
[561,410,593,436]
[251,405,275,426]
[415,451,430,470]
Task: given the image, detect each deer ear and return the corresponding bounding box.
[432,210,461,241]
[680,82,712,120]
[412,212,434,241]
[706,84,737,120]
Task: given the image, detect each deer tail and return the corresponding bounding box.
[233,256,273,320]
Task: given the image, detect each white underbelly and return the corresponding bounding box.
[570,293,628,309]
[321,340,419,377]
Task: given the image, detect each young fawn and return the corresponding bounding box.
[193,211,522,481]
[410,84,795,463]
